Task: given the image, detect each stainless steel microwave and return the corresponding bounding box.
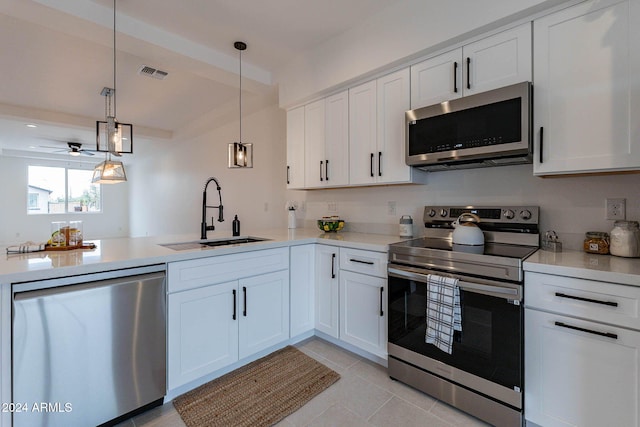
[406,82,532,171]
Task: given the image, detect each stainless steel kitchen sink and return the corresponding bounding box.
[159,236,270,251]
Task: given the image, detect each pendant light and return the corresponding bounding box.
[228,41,253,168]
[93,0,132,184]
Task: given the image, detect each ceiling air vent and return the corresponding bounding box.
[137,65,169,80]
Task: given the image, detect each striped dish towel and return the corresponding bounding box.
[425,274,462,354]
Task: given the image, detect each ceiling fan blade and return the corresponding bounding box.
[80,151,95,156]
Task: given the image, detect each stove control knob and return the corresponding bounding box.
[503,209,515,220]
[427,209,436,217]
[440,209,448,218]
[520,209,532,220]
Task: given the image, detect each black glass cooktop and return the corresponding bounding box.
[394,237,538,260]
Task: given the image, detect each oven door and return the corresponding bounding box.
[387,264,523,408]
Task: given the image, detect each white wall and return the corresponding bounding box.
[128,103,289,238]
[294,165,640,250]
[0,155,129,246]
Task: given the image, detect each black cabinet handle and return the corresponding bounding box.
[378,152,382,177]
[242,286,247,317]
[554,321,617,340]
[232,289,237,320]
[555,292,618,307]
[466,57,471,90]
[325,159,329,181]
[453,61,458,93]
[320,160,324,182]
[539,127,544,164]
[286,166,290,185]
[370,153,374,177]
[331,253,336,279]
[349,258,374,265]
[379,287,384,316]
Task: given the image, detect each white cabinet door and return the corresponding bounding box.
[463,22,531,96]
[349,80,378,185]
[525,308,640,427]
[168,281,238,389]
[411,48,462,109]
[304,99,326,188]
[286,106,305,189]
[238,270,290,359]
[339,270,387,357]
[376,68,412,184]
[534,0,640,175]
[410,23,532,109]
[315,245,339,338]
[324,91,350,186]
[290,244,315,337]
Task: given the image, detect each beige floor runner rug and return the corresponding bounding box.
[173,346,340,427]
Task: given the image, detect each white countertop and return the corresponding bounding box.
[524,249,640,286]
[1,228,405,284]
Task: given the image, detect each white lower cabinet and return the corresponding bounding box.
[290,244,315,337]
[168,281,238,388]
[525,272,640,427]
[314,245,340,338]
[339,270,387,358]
[238,270,290,359]
[167,249,290,390]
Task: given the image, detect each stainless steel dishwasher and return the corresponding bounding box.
[12,266,166,427]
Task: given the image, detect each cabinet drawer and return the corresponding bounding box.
[339,247,387,278]
[525,271,640,331]
[168,248,289,293]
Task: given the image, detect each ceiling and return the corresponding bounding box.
[0,0,397,156]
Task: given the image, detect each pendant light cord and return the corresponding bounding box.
[239,46,242,144]
[112,0,117,119]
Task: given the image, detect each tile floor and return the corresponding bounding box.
[119,337,490,427]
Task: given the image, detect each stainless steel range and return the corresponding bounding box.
[387,205,539,427]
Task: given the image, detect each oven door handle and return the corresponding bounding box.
[388,267,519,298]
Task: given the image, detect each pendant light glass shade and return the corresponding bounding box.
[92,156,127,184]
[228,142,253,168]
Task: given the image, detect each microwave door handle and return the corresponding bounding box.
[387,267,519,298]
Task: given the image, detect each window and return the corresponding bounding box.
[27,165,101,214]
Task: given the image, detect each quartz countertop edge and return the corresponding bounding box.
[0,228,405,284]
[524,249,640,287]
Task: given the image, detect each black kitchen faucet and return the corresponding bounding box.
[201,177,224,239]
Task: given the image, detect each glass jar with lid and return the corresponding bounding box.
[583,231,609,254]
[609,220,640,258]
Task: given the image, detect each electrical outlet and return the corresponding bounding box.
[606,198,626,220]
[388,201,397,215]
[327,202,337,212]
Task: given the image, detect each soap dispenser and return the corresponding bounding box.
[232,215,240,236]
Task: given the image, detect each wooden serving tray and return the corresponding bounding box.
[44,243,96,251]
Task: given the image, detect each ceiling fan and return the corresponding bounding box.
[40,141,96,157]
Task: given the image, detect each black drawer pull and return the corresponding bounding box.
[370,153,374,177]
[466,57,471,90]
[242,286,247,317]
[555,292,618,307]
[286,166,290,184]
[232,289,237,320]
[378,152,382,177]
[554,321,617,340]
[539,127,544,164]
[320,160,324,182]
[325,159,329,181]
[331,253,336,279]
[379,287,384,317]
[453,61,458,93]
[350,258,374,265]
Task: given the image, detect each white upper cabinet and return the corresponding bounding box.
[533,0,640,175]
[303,92,349,188]
[411,22,532,109]
[350,69,424,186]
[349,80,378,185]
[286,106,305,189]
